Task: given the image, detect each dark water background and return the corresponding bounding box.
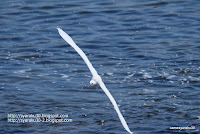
[0,0,200,133]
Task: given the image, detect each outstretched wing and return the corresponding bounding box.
[57,28,98,77]
[98,80,133,134]
[57,28,132,134]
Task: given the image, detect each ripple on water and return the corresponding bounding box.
[1,0,200,134]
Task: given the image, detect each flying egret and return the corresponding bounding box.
[57,28,133,134]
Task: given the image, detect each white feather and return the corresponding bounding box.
[57,28,133,134]
[57,28,98,77]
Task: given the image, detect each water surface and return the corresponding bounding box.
[0,0,200,133]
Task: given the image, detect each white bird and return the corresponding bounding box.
[57,28,133,134]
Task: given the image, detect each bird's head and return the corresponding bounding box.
[89,79,97,87]
[89,75,102,88]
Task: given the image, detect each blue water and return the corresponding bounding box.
[0,0,200,134]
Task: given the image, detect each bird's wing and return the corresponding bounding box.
[98,80,133,134]
[57,28,132,134]
[57,28,98,77]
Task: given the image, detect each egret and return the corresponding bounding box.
[57,28,133,134]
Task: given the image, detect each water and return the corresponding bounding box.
[0,0,200,133]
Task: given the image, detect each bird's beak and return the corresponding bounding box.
[88,84,96,88]
[88,84,92,88]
